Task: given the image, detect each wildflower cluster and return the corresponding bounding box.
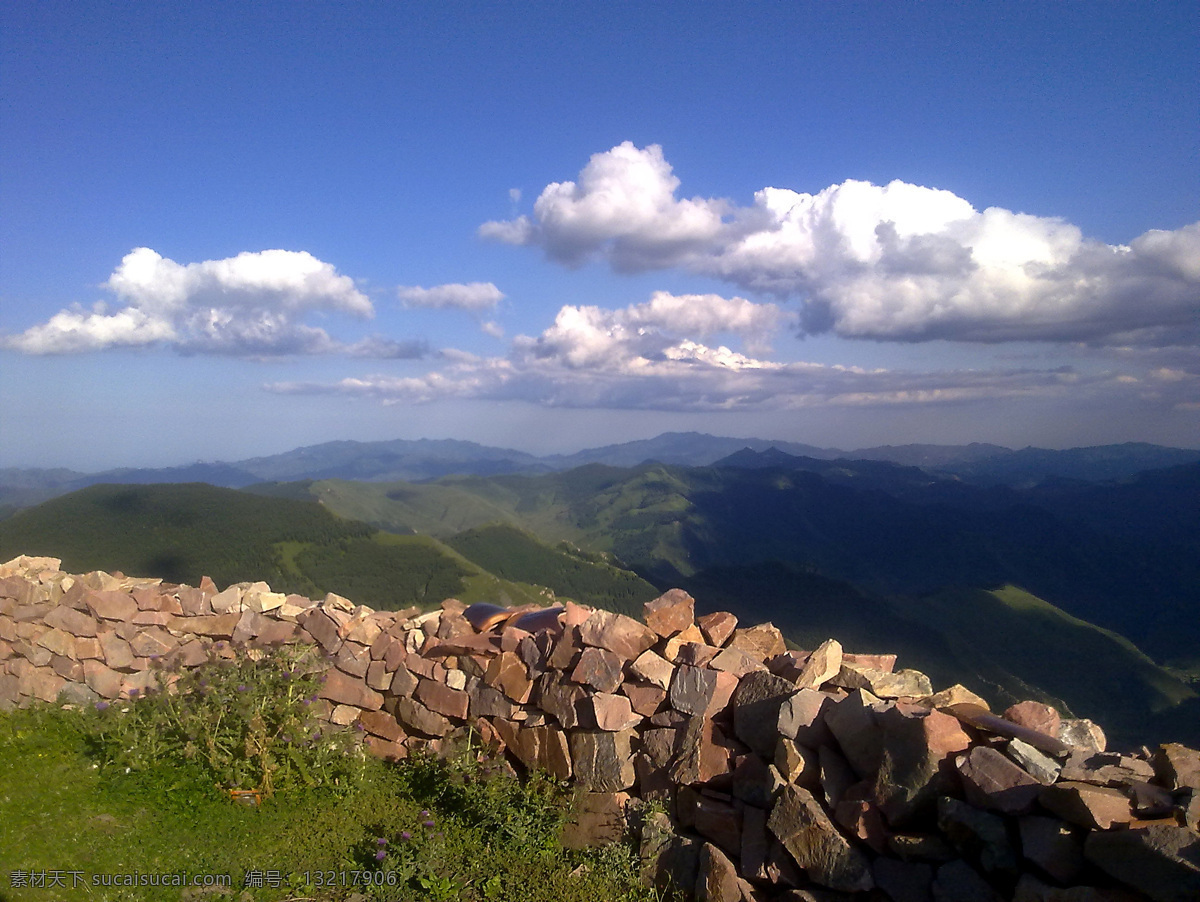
[81,644,367,795]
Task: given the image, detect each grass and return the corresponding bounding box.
[0,651,668,902]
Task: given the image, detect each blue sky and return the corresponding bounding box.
[2,2,1197,469]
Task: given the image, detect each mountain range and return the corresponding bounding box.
[4,432,1200,516]
[1,434,1198,749]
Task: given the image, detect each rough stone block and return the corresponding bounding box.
[642,589,694,638]
[579,609,657,661]
[571,645,624,693]
[697,611,737,648]
[767,784,874,893]
[318,668,384,711]
[569,729,636,791]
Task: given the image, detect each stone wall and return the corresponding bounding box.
[1,554,1197,902]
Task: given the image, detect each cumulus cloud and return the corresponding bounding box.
[0,247,420,357]
[397,282,505,311]
[480,141,729,271]
[481,142,1200,346]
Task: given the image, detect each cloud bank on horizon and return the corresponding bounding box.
[481,142,1200,347]
[5,142,1199,417]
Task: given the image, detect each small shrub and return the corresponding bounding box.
[79,644,366,795]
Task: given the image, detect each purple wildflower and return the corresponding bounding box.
[128,688,140,698]
[377,837,387,847]
[375,850,386,861]
[237,685,248,692]
[400,831,411,841]
[95,701,109,711]
[423,820,435,829]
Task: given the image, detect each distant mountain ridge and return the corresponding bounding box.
[3,433,1199,516]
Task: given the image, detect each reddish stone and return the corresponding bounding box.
[873,706,972,827]
[729,623,787,662]
[393,696,451,737]
[484,650,532,703]
[50,654,83,681]
[98,630,135,669]
[795,638,843,689]
[588,692,641,731]
[571,646,624,693]
[415,678,469,721]
[768,784,875,893]
[35,628,76,659]
[298,608,343,654]
[1018,815,1085,884]
[643,589,695,638]
[1004,700,1062,739]
[706,669,739,716]
[691,792,742,857]
[335,641,371,678]
[254,618,298,646]
[1039,782,1134,830]
[630,649,674,689]
[709,646,765,677]
[43,605,99,637]
[84,589,138,622]
[669,716,731,785]
[19,668,66,702]
[538,673,586,728]
[579,609,657,661]
[364,735,407,761]
[623,681,667,716]
[128,627,178,658]
[697,611,738,647]
[318,668,383,711]
[173,613,240,639]
[958,745,1041,814]
[357,709,406,742]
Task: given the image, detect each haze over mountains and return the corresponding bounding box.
[4,432,1200,508]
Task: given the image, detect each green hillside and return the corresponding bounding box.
[446,524,660,617]
[297,463,1200,670]
[679,565,1196,748]
[0,484,547,611]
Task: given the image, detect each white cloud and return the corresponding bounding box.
[518,291,793,368]
[481,143,1200,346]
[480,141,728,271]
[397,282,505,311]
[268,292,1164,414]
[0,248,419,357]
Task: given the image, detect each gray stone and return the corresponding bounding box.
[1007,738,1063,784]
[1084,824,1200,902]
[931,860,1002,902]
[1019,815,1084,885]
[695,841,740,902]
[767,784,874,892]
[670,664,717,717]
[733,670,797,758]
[936,796,1018,881]
[569,729,636,791]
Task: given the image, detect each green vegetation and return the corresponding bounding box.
[447,524,659,617]
[0,483,373,595]
[81,644,363,797]
[1,653,666,902]
[0,484,551,612]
